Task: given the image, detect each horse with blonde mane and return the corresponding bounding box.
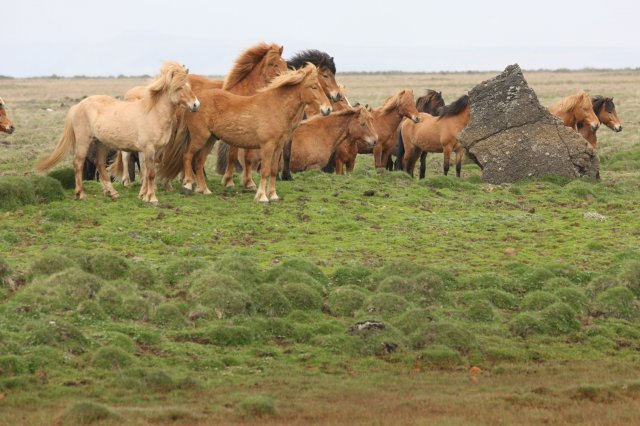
[0,98,15,134]
[168,43,287,195]
[219,49,341,186]
[289,106,377,172]
[577,96,622,149]
[35,61,200,204]
[159,64,331,202]
[398,94,470,178]
[327,89,420,174]
[548,91,599,132]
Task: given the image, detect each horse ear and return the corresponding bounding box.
[279,45,284,55]
[0,98,4,108]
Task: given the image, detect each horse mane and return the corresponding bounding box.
[258,64,315,92]
[379,91,405,113]
[145,61,188,112]
[223,42,282,90]
[550,91,591,113]
[591,96,615,114]
[438,95,469,119]
[288,49,336,74]
[0,97,5,108]
[416,90,444,115]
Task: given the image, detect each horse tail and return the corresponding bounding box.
[394,126,405,171]
[158,123,189,181]
[216,142,230,175]
[322,152,337,174]
[36,112,76,172]
[108,151,124,180]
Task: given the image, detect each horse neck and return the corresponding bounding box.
[228,60,268,96]
[145,91,178,128]
[260,85,308,131]
[374,105,404,139]
[321,113,355,151]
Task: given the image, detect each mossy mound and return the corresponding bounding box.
[332,266,372,287]
[513,267,556,293]
[588,274,621,296]
[542,277,576,290]
[391,308,436,335]
[213,254,261,286]
[162,258,207,286]
[539,303,581,335]
[176,325,254,346]
[509,312,543,338]
[271,258,328,285]
[521,291,561,311]
[88,251,129,280]
[187,269,244,299]
[618,260,640,297]
[92,346,135,369]
[27,321,90,354]
[592,287,638,319]
[467,300,495,322]
[0,355,28,376]
[378,271,446,306]
[198,287,251,318]
[416,345,466,370]
[281,283,322,311]
[59,401,119,425]
[554,287,587,312]
[361,293,410,316]
[0,176,64,211]
[236,395,277,420]
[128,263,157,289]
[152,303,187,328]
[29,252,79,278]
[327,286,367,317]
[465,272,511,291]
[30,175,65,204]
[251,285,292,317]
[418,323,479,355]
[47,167,76,189]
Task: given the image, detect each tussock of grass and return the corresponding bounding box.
[236,395,277,419]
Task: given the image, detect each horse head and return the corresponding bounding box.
[152,61,200,112]
[576,92,599,131]
[349,106,378,148]
[397,89,421,123]
[300,64,332,116]
[0,98,15,134]
[264,44,289,83]
[593,96,622,132]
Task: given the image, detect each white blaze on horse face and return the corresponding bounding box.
[191,98,200,112]
[320,105,332,116]
[614,123,622,132]
[330,90,341,102]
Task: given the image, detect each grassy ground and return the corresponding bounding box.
[0,71,640,425]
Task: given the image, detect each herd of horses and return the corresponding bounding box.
[0,42,624,204]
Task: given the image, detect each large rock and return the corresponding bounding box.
[458,64,599,183]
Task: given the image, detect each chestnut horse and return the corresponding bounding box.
[398,95,470,178]
[36,61,200,204]
[394,89,446,178]
[159,64,331,202]
[289,106,377,172]
[329,89,421,174]
[221,49,342,186]
[548,91,599,132]
[577,96,622,148]
[0,98,15,134]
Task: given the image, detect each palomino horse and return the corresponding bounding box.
[159,64,331,202]
[220,49,342,186]
[394,89,445,178]
[0,98,15,134]
[329,89,421,174]
[577,96,622,148]
[548,91,599,132]
[398,95,470,178]
[36,61,200,203]
[289,106,377,172]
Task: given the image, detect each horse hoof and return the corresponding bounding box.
[224,182,235,188]
[269,193,280,201]
[110,193,120,200]
[202,188,212,195]
[255,193,269,203]
[75,193,86,201]
[245,184,257,191]
[182,187,193,195]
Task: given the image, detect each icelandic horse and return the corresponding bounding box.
[219,49,342,185]
[548,91,599,132]
[0,98,15,134]
[35,61,200,204]
[289,105,378,172]
[398,95,470,178]
[158,64,331,202]
[577,96,622,149]
[329,89,421,174]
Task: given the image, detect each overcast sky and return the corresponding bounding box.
[4,0,639,77]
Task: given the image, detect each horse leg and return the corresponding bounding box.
[347,157,356,174]
[195,138,215,194]
[121,152,131,186]
[255,145,275,203]
[268,147,282,201]
[336,157,344,175]
[443,145,452,176]
[221,146,239,188]
[281,139,294,181]
[95,144,119,199]
[455,146,463,178]
[419,152,427,179]
[142,148,158,204]
[373,143,383,169]
[386,155,394,171]
[242,149,258,190]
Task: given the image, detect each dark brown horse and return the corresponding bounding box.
[0,98,15,134]
[394,89,445,177]
[577,96,622,149]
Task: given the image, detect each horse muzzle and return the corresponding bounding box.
[190,99,200,112]
[590,122,599,131]
[412,115,421,123]
[614,124,623,132]
[330,91,342,102]
[4,125,14,134]
[320,105,332,116]
[365,136,378,148]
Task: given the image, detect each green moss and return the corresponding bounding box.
[97,285,124,318]
[516,267,556,293]
[120,297,150,321]
[467,300,495,322]
[539,303,581,335]
[59,401,119,425]
[542,277,575,290]
[362,293,410,316]
[270,258,328,285]
[271,268,326,295]
[509,313,543,338]
[310,334,366,356]
[416,345,466,370]
[327,286,367,317]
[420,323,478,355]
[554,287,587,312]
[29,252,78,277]
[332,266,372,287]
[152,303,186,328]
[281,283,322,311]
[251,284,292,317]
[29,175,65,204]
[589,274,621,295]
[213,254,260,286]
[89,251,129,280]
[176,325,254,346]
[482,289,518,309]
[47,167,76,189]
[593,287,638,319]
[391,308,436,335]
[27,321,90,354]
[618,260,640,297]
[128,263,157,289]
[522,291,560,311]
[236,395,277,419]
[101,332,136,353]
[92,346,134,369]
[198,287,251,318]
[0,176,36,211]
[163,258,207,286]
